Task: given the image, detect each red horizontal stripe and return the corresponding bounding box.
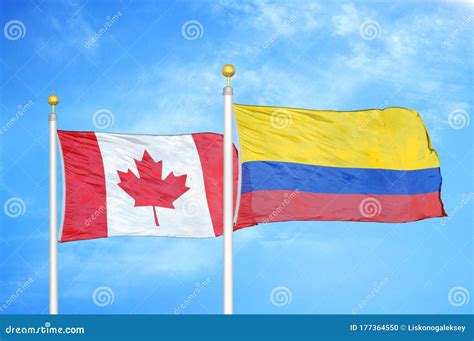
[235,190,446,226]
[58,131,108,242]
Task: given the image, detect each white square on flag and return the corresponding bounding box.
[97,133,212,238]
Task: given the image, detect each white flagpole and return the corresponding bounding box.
[48,94,59,314]
[222,64,235,314]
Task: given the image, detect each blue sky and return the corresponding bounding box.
[0,0,473,314]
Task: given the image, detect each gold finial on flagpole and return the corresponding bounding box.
[48,94,60,114]
[222,64,235,86]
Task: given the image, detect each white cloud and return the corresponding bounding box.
[214,0,322,38]
[127,61,223,135]
[332,3,362,36]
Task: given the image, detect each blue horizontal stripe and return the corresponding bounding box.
[241,161,442,195]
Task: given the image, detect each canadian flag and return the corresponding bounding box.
[57,131,242,242]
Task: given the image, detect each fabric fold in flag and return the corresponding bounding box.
[58,131,247,242]
[233,104,446,227]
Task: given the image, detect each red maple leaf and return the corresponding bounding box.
[117,150,190,226]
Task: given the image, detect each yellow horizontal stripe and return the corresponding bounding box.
[234,104,440,170]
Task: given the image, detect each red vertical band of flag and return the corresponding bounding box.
[58,131,108,242]
[192,133,242,236]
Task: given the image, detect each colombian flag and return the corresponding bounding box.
[234,104,446,226]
